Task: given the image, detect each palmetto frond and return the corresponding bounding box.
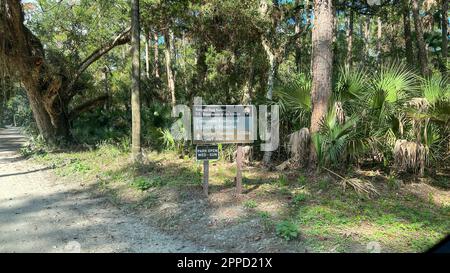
[314,104,362,166]
[273,74,312,128]
[335,64,369,101]
[421,75,448,105]
[370,62,418,104]
[274,74,312,113]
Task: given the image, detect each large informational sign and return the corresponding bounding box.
[174,97,278,196]
[192,105,256,144]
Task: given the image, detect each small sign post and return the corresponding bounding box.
[236,145,243,195]
[203,160,209,196]
[196,145,219,196]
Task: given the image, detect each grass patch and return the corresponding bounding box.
[31,143,450,253]
[277,175,289,186]
[297,174,307,186]
[243,199,258,209]
[292,192,308,205]
[131,176,165,191]
[275,220,299,241]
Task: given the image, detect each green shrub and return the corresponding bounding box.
[318,178,329,190]
[243,200,257,209]
[292,193,308,205]
[118,137,131,152]
[71,160,91,173]
[297,175,307,186]
[275,220,299,240]
[277,175,289,186]
[223,178,234,187]
[258,211,270,219]
[258,211,273,232]
[131,176,165,191]
[387,175,401,190]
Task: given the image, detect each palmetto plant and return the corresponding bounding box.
[273,73,312,128]
[417,75,450,126]
[335,65,368,98]
[312,104,362,167]
[274,62,448,172]
[359,63,419,161]
[416,76,449,165]
[422,75,448,104]
[367,62,417,123]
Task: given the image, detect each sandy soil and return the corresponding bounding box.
[0,126,214,253]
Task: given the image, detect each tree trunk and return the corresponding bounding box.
[145,31,150,79]
[377,16,382,63]
[259,0,278,102]
[242,61,254,163]
[189,43,207,106]
[308,0,334,168]
[403,0,414,67]
[169,29,177,85]
[346,5,354,67]
[180,32,190,98]
[0,76,13,126]
[262,41,276,101]
[261,39,277,165]
[295,29,302,73]
[295,0,303,73]
[164,30,176,107]
[412,0,430,76]
[442,0,448,76]
[0,0,130,144]
[103,66,111,111]
[23,78,71,142]
[131,0,142,163]
[153,32,160,79]
[363,15,371,59]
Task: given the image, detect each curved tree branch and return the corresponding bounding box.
[69,94,109,120]
[68,27,131,95]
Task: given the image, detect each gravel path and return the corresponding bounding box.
[0,126,211,253]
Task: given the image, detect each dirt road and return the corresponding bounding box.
[0,126,211,253]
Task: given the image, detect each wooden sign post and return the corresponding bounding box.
[196,145,219,197]
[203,160,209,196]
[236,145,243,195]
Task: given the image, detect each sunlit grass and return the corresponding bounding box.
[32,144,450,252]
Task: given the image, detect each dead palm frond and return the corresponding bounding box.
[323,167,380,198]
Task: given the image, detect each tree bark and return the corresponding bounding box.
[189,43,207,105]
[145,31,150,79]
[169,29,177,83]
[377,16,382,63]
[295,31,302,73]
[0,76,13,126]
[442,0,448,76]
[402,0,414,67]
[180,32,189,98]
[261,38,277,165]
[262,40,276,101]
[153,32,160,79]
[69,95,109,120]
[411,0,430,77]
[103,66,111,111]
[346,4,354,67]
[309,0,334,168]
[164,30,176,107]
[363,15,371,59]
[131,0,142,163]
[295,0,303,73]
